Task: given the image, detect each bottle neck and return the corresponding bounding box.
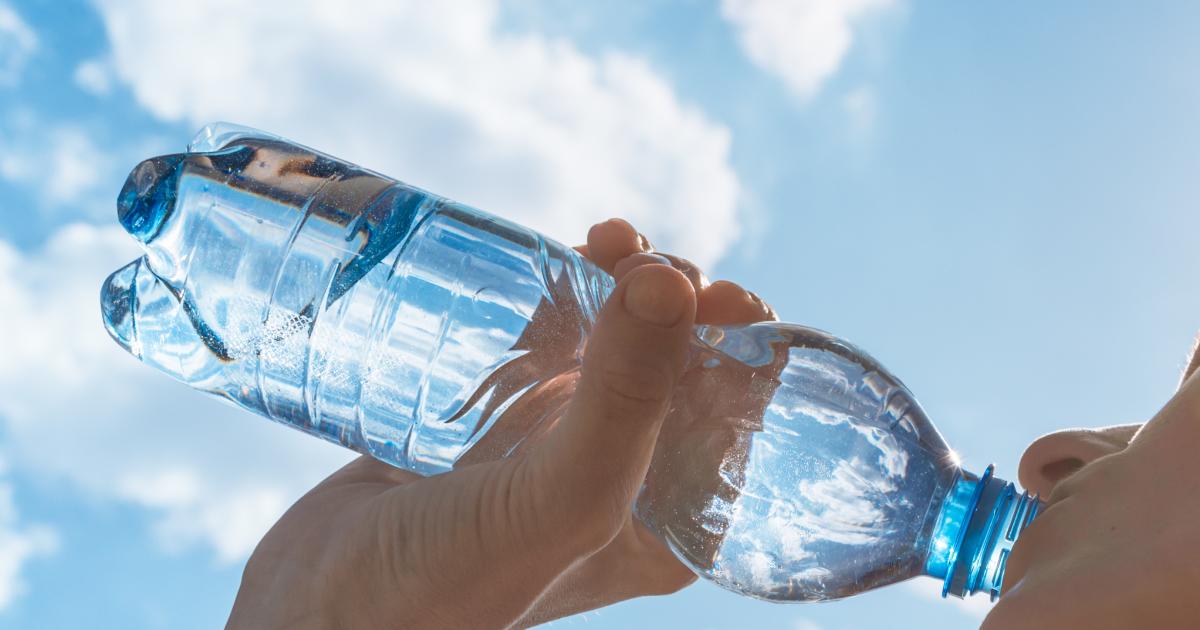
[924,465,1043,601]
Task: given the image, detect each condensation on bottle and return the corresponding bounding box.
[101,122,1040,604]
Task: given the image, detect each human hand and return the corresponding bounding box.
[226,218,776,629]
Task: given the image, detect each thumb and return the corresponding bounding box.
[527,263,696,551]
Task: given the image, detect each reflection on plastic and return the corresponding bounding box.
[101,122,1040,604]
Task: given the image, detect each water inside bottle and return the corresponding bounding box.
[103,135,612,473]
[102,125,978,603]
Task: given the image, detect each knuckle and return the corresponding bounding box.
[661,254,706,288]
[586,222,607,248]
[705,280,746,302]
[710,279,742,291]
[638,232,654,252]
[598,356,675,406]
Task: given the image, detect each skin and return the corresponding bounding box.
[231,216,1196,628]
[982,339,1200,628]
[227,219,777,629]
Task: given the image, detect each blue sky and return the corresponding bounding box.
[1,1,1199,628]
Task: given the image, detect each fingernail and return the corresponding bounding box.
[638,232,654,252]
[748,291,768,312]
[624,269,687,326]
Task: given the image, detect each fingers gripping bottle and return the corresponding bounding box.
[101,123,1041,604]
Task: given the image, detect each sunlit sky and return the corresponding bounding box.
[2,1,1199,628]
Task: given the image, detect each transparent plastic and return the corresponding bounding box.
[101,122,1040,603]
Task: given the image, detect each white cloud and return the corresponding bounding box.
[843,84,877,138]
[721,0,894,103]
[0,225,354,562]
[0,2,35,86]
[0,118,109,211]
[44,129,105,205]
[0,464,56,611]
[92,0,740,269]
[73,58,113,96]
[0,0,742,567]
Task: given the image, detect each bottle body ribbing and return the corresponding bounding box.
[102,122,1041,603]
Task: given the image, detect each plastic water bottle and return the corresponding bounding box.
[101,123,1040,604]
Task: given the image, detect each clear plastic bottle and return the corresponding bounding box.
[101,122,1040,603]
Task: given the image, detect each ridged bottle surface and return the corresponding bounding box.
[101,123,1039,603]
